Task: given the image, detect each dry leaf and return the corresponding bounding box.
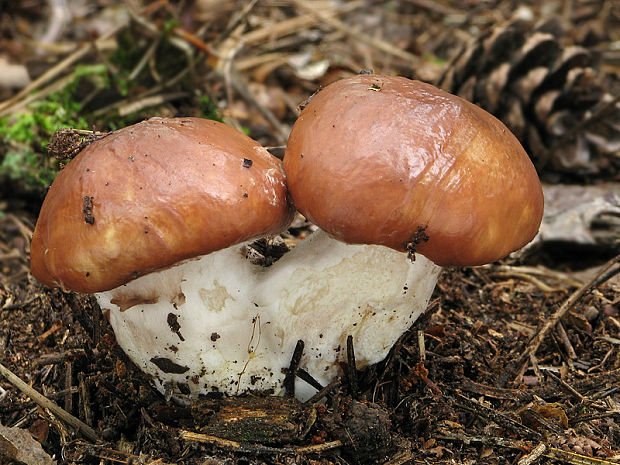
[0,422,56,465]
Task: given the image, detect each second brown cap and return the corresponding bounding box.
[283,75,544,266]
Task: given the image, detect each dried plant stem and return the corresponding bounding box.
[0,22,126,115]
[239,2,363,46]
[292,0,421,66]
[0,73,75,118]
[180,430,343,454]
[512,254,620,385]
[439,431,620,465]
[0,361,99,442]
[517,442,546,465]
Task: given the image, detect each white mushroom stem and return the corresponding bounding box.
[95,229,441,401]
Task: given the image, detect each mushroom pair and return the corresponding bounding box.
[30,75,543,401]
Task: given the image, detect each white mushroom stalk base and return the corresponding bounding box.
[95,229,441,401]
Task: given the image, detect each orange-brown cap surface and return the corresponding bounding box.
[283,75,543,266]
[31,117,294,293]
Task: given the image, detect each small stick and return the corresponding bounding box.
[543,369,585,402]
[518,442,547,465]
[179,430,342,454]
[239,2,362,46]
[555,321,577,359]
[381,450,415,465]
[529,353,542,381]
[512,254,620,385]
[296,368,324,392]
[64,440,175,465]
[484,264,583,287]
[34,349,86,367]
[417,330,426,362]
[0,22,126,115]
[37,320,63,345]
[64,361,73,414]
[284,339,305,397]
[128,36,161,81]
[0,361,99,442]
[346,335,359,398]
[439,430,620,465]
[79,373,93,428]
[305,378,341,404]
[454,393,541,440]
[292,0,420,66]
[117,92,189,117]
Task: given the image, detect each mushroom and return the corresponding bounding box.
[30,73,543,401]
[277,74,544,391]
[284,75,543,266]
[30,117,296,397]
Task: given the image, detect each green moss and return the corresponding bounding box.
[0,65,108,193]
[199,95,222,122]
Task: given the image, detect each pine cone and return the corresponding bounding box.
[438,18,619,181]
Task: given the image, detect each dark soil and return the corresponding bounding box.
[0,209,618,464]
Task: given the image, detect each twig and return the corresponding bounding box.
[570,410,620,425]
[417,329,426,363]
[213,63,290,143]
[0,22,126,115]
[453,393,541,440]
[512,254,620,385]
[179,430,342,454]
[0,249,21,261]
[238,2,363,46]
[6,214,33,241]
[556,321,578,359]
[63,439,175,465]
[518,442,546,465]
[381,450,415,465]
[439,431,620,465]
[546,447,620,465]
[305,378,341,404]
[543,369,585,402]
[483,264,583,288]
[218,24,248,135]
[296,368,324,392]
[78,373,93,428]
[0,73,75,118]
[37,320,63,345]
[117,92,189,117]
[125,2,194,60]
[220,0,258,40]
[284,339,305,397]
[0,361,99,442]
[292,0,421,66]
[588,347,615,373]
[34,349,87,367]
[92,68,191,117]
[64,361,73,414]
[346,335,359,398]
[490,271,569,293]
[128,36,161,81]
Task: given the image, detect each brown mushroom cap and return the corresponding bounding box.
[31,117,294,293]
[283,75,543,266]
